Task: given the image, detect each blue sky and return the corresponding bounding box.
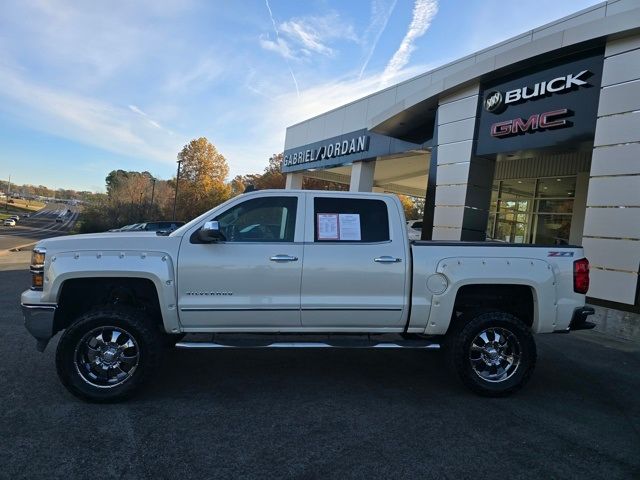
[0,0,601,192]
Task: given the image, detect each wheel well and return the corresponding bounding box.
[451,284,535,328]
[54,277,162,333]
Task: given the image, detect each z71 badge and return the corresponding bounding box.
[547,251,574,257]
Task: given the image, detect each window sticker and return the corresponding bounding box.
[317,213,339,240]
[338,214,361,241]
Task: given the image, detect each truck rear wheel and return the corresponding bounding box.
[447,312,536,397]
[55,307,162,403]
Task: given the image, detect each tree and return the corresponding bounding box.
[174,137,232,220]
[239,153,347,192]
[398,195,424,220]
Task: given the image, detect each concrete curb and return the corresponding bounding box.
[0,241,36,257]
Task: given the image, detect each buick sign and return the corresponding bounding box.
[484,70,591,114]
[484,91,504,112]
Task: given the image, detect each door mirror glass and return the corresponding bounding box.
[198,221,225,243]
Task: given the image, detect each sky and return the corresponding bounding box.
[0,0,603,192]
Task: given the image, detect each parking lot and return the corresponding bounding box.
[1,266,639,479]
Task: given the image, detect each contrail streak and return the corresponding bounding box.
[265,0,300,97]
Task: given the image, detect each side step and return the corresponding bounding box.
[176,341,440,349]
[175,333,440,350]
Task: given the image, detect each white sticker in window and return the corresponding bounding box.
[338,214,361,241]
[317,213,339,240]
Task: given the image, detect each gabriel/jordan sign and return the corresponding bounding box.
[283,135,369,167]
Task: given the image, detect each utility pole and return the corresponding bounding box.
[172,159,183,221]
[147,177,156,220]
[150,177,156,206]
[5,174,10,212]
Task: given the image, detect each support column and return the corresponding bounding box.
[349,160,376,192]
[285,172,303,189]
[431,83,495,241]
[582,34,640,306]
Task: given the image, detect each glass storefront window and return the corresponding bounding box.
[533,214,572,245]
[537,177,576,198]
[501,179,536,198]
[487,176,576,245]
[536,199,574,213]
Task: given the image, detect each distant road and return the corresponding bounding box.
[0,204,79,251]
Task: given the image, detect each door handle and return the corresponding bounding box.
[374,256,402,263]
[270,254,299,262]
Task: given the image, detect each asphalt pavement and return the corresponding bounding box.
[1,265,639,479]
[0,204,79,252]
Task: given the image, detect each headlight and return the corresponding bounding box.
[31,247,46,268]
[30,247,46,291]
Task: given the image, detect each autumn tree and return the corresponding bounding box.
[236,153,347,192]
[174,137,232,220]
[398,195,424,220]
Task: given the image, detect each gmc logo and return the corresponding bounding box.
[490,109,571,137]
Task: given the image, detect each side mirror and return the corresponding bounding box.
[198,221,225,243]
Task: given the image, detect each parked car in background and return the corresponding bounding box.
[3,218,16,227]
[406,220,422,241]
[109,223,143,232]
[134,221,185,232]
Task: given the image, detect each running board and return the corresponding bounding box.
[175,341,440,350]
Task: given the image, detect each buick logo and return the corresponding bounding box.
[484,91,503,113]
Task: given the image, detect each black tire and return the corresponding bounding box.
[56,306,163,403]
[446,312,536,397]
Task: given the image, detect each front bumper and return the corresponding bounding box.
[21,302,57,351]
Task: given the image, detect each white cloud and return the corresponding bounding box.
[261,12,358,61]
[163,57,223,94]
[380,0,438,86]
[129,105,166,130]
[0,64,185,165]
[259,36,295,60]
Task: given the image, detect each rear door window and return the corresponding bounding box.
[313,197,389,242]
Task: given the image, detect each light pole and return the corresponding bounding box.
[150,177,156,206]
[172,159,183,221]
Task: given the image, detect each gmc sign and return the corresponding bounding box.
[490,109,570,137]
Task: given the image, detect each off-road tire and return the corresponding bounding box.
[446,312,536,397]
[56,306,163,403]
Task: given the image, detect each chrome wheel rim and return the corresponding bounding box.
[74,326,140,389]
[469,327,521,383]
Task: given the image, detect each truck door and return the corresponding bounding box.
[300,195,408,329]
[177,194,304,329]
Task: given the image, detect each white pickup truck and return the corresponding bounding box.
[21,190,594,402]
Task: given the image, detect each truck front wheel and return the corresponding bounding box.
[55,307,163,402]
[447,312,536,397]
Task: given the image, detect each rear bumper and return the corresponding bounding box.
[569,306,596,331]
[21,302,57,351]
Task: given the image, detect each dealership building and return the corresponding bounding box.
[283,0,640,314]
